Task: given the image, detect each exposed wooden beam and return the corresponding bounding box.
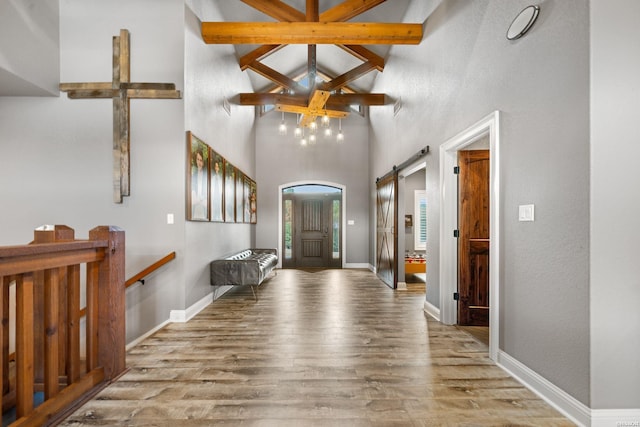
[319,0,387,22]
[239,45,284,71]
[201,22,423,45]
[326,93,388,107]
[321,62,377,91]
[240,0,305,22]
[246,61,307,93]
[238,92,388,107]
[275,103,348,118]
[306,0,319,22]
[339,45,384,71]
[307,90,330,112]
[239,93,308,107]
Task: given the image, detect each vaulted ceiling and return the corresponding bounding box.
[208,0,421,125]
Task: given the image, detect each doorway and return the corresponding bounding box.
[281,184,343,269]
[398,163,427,293]
[439,111,501,361]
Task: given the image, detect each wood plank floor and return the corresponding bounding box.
[60,269,574,426]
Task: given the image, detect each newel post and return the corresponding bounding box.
[89,226,126,380]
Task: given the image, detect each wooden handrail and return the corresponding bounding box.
[1,225,126,426]
[125,251,176,287]
[77,251,176,320]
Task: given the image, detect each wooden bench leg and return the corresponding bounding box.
[250,285,257,301]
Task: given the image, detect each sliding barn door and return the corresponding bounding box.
[376,173,398,289]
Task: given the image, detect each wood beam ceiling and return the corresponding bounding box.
[201,22,423,45]
[209,0,421,126]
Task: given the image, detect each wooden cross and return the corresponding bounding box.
[60,29,181,203]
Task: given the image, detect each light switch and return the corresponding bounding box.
[167,213,174,224]
[518,204,534,222]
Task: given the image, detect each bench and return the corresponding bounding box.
[210,248,278,299]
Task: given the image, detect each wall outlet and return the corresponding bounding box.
[167,213,174,224]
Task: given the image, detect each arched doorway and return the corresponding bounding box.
[280,183,344,269]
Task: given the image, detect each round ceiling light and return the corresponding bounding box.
[506,5,540,40]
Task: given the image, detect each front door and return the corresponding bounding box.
[458,149,490,326]
[282,189,342,269]
[376,173,398,289]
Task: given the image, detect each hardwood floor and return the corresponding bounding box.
[60,269,573,426]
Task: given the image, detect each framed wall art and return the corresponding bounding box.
[235,170,245,223]
[210,149,224,222]
[249,179,257,224]
[224,159,235,222]
[186,132,209,221]
[185,131,257,224]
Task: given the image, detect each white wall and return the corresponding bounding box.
[0,0,259,343]
[369,0,590,406]
[255,110,370,265]
[183,1,256,306]
[590,0,640,410]
[0,0,59,96]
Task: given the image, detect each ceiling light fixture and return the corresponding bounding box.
[336,118,344,143]
[321,111,330,128]
[294,114,302,139]
[278,111,287,135]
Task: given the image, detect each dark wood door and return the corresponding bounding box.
[376,173,398,289]
[458,150,490,326]
[284,193,342,268]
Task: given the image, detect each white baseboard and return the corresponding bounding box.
[345,263,371,269]
[369,264,376,273]
[126,318,171,351]
[497,350,591,427]
[423,300,440,321]
[591,410,640,427]
[170,291,213,323]
[397,281,407,290]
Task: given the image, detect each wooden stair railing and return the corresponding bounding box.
[125,251,176,288]
[76,251,176,319]
[0,225,126,427]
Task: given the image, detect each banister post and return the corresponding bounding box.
[88,226,126,380]
[31,225,75,386]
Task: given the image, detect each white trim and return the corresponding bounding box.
[397,281,407,290]
[591,410,640,427]
[424,300,440,321]
[169,291,213,323]
[439,110,501,361]
[277,180,347,269]
[498,350,591,427]
[369,263,376,273]
[345,262,370,269]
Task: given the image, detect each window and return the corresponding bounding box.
[414,190,427,250]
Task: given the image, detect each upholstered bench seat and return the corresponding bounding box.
[210,249,278,298]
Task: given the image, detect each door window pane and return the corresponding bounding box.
[284,199,293,259]
[332,199,340,259]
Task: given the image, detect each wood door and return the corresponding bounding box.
[284,193,342,268]
[376,173,398,288]
[458,150,490,326]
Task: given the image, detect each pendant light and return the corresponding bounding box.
[294,114,302,139]
[278,111,287,135]
[336,118,344,143]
